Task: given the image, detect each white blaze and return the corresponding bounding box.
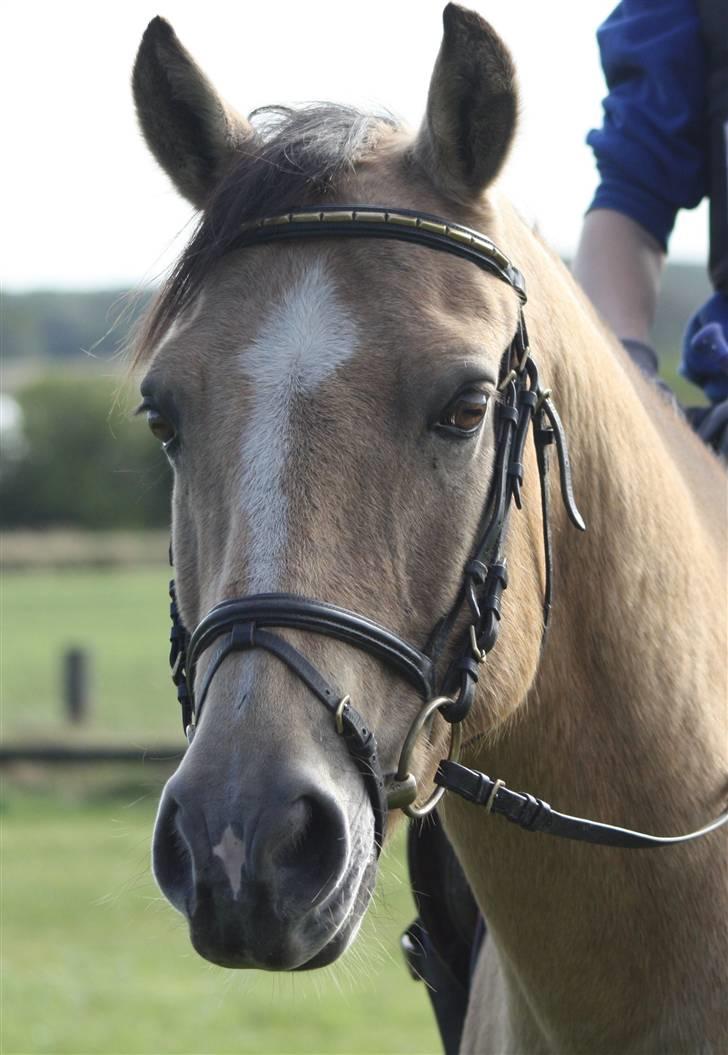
[239,259,357,591]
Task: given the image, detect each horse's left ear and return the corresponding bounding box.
[412,3,518,203]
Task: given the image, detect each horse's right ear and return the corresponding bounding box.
[132,17,256,209]
[412,4,517,204]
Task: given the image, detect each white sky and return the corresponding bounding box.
[1,0,709,291]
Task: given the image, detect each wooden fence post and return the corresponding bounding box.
[63,648,91,724]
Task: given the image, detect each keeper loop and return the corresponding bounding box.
[485,778,506,814]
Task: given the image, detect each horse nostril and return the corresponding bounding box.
[276,796,330,872]
[152,789,194,915]
[252,791,350,910]
[152,774,354,924]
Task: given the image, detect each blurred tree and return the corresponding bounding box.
[2,291,151,361]
[0,374,170,528]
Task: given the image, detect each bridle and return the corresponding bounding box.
[166,204,728,854]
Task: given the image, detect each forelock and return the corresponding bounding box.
[132,104,400,365]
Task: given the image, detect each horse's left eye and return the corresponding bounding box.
[437,391,490,436]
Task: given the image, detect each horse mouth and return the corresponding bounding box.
[291,913,366,971]
[187,849,377,971]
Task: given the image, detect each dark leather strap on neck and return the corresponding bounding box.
[435,760,728,848]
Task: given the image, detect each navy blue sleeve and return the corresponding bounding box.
[586,0,708,250]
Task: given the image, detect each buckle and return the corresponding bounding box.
[469,625,487,665]
[334,694,350,735]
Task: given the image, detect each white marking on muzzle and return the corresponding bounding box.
[239,258,358,591]
[212,825,246,899]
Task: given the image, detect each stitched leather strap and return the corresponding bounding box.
[435,760,728,848]
[194,625,340,716]
[237,205,527,303]
[191,620,386,852]
[188,594,435,702]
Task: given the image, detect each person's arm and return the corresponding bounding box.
[573,208,665,344]
[575,0,707,352]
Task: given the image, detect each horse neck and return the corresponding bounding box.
[442,215,727,1044]
[523,229,726,803]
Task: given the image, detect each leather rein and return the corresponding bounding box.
[166,204,728,854]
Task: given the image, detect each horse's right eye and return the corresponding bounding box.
[147,409,177,447]
[137,397,177,449]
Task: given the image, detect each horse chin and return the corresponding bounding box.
[187,848,377,972]
[292,916,365,971]
[293,881,370,971]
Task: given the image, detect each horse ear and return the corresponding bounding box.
[132,17,256,208]
[412,3,518,203]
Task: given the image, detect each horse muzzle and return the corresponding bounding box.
[152,757,376,970]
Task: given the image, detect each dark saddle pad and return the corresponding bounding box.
[402,813,481,1055]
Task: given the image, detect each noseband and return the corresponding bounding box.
[167,205,728,853]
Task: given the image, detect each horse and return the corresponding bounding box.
[131,5,727,1052]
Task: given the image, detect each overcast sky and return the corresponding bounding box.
[1,0,709,291]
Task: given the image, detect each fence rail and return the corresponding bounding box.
[0,744,183,764]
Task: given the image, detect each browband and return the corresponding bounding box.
[236,205,527,302]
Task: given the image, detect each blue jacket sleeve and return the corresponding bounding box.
[586,0,708,250]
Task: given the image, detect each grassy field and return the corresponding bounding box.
[3,565,176,741]
[2,566,440,1054]
[2,785,439,1055]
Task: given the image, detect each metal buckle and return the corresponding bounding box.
[498,368,518,392]
[469,625,487,665]
[334,694,351,736]
[390,696,462,818]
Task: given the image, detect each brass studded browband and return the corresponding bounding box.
[236,204,527,303]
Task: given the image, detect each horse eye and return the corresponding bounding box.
[146,409,176,447]
[438,391,490,436]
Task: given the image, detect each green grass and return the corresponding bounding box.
[2,567,176,741]
[2,568,439,1052]
[1,788,439,1055]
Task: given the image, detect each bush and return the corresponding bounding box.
[2,290,150,362]
[0,373,170,529]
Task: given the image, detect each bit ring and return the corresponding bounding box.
[394,695,463,819]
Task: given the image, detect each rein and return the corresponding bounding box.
[166,204,728,853]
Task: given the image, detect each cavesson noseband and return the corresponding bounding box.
[166,205,728,853]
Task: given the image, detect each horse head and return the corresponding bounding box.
[133,5,554,971]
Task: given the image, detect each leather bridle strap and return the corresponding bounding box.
[183,593,443,856]
[187,594,435,701]
[236,205,527,301]
[426,347,585,722]
[189,618,387,853]
[435,759,728,848]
